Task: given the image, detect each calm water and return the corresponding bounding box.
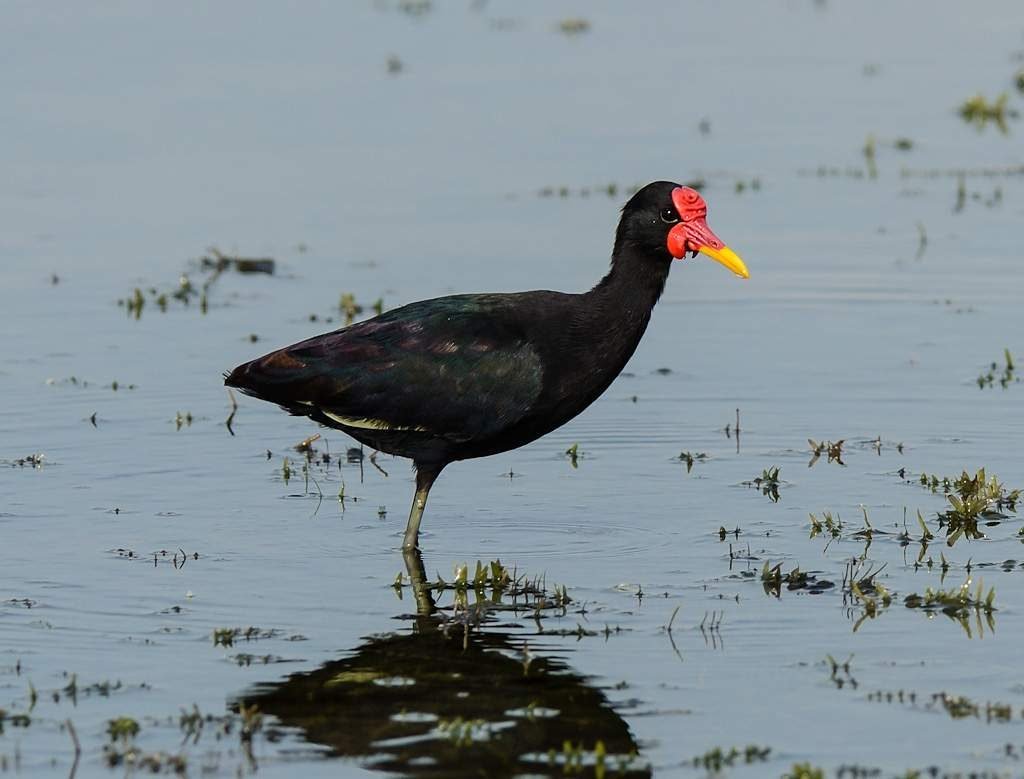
[3,2,1024,777]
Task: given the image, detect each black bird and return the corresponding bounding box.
[225,181,748,550]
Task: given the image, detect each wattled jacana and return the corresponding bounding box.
[225,181,748,550]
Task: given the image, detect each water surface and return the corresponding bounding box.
[3,2,1024,776]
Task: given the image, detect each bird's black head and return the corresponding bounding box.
[613,181,749,278]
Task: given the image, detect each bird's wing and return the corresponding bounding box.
[227,295,545,442]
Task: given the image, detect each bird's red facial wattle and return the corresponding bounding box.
[666,187,749,279]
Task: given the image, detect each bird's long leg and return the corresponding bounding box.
[402,463,444,551]
[402,547,435,617]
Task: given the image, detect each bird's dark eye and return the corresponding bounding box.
[660,208,678,224]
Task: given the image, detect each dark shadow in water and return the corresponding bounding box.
[240,550,649,777]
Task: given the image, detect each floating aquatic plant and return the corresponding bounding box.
[118,248,275,319]
[45,376,137,390]
[895,510,935,563]
[339,292,363,325]
[760,562,834,597]
[733,178,762,194]
[977,348,1017,388]
[932,691,1014,722]
[900,163,1024,178]
[959,92,1014,132]
[863,134,878,178]
[520,739,648,777]
[538,179,704,200]
[565,443,582,468]
[4,453,46,468]
[104,746,187,772]
[106,717,140,743]
[939,468,1019,544]
[396,0,432,15]
[690,745,771,771]
[678,451,707,472]
[200,248,275,275]
[904,577,996,638]
[840,559,892,631]
[904,577,995,614]
[556,18,590,35]
[808,511,844,543]
[435,716,493,747]
[912,468,1020,545]
[212,627,283,648]
[745,466,782,502]
[825,654,857,689]
[784,763,825,779]
[807,439,844,467]
[393,559,571,615]
[121,275,202,319]
[867,686,1022,723]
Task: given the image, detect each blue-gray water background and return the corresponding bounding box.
[2,2,1023,776]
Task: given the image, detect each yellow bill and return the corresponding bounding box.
[698,244,750,279]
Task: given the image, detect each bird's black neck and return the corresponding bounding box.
[588,243,672,329]
[548,245,672,406]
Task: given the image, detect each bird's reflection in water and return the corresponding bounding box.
[240,550,650,777]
